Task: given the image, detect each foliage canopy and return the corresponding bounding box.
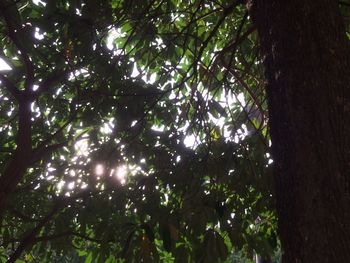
[9,0,350,261]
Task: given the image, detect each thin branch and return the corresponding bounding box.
[4,230,103,248]
[34,69,71,99]
[28,231,101,244]
[7,189,92,262]
[32,231,72,243]
[7,206,41,222]
[30,112,76,164]
[8,204,60,263]
[228,68,265,125]
[69,232,102,243]
[219,26,255,56]
[0,73,21,99]
[221,11,249,83]
[196,2,236,62]
[30,142,67,165]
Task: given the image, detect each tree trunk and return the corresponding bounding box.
[250,0,350,262]
[0,100,32,222]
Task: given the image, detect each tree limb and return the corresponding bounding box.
[30,142,67,165]
[34,69,71,99]
[8,204,60,263]
[0,2,35,92]
[0,73,21,99]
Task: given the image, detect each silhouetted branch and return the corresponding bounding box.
[0,3,35,92]
[34,69,71,99]
[8,204,60,263]
[0,73,20,99]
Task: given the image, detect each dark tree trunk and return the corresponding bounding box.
[0,100,32,222]
[250,0,350,262]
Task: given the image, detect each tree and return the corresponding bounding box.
[0,0,348,262]
[250,0,350,261]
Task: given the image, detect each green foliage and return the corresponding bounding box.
[0,0,295,262]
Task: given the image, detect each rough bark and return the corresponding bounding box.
[0,1,34,221]
[250,0,350,262]
[0,99,32,221]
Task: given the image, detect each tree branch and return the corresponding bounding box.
[0,73,21,99]
[30,142,66,165]
[34,69,71,99]
[196,2,237,62]
[7,206,41,222]
[4,230,102,249]
[8,204,60,263]
[0,2,35,92]
[32,231,73,243]
[0,100,32,221]
[219,26,255,56]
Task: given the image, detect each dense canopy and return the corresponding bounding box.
[1,0,349,262]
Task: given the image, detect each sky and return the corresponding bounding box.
[0,58,12,71]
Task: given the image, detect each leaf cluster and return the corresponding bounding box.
[0,0,281,262]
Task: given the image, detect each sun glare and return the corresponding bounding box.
[115,165,127,184]
[74,138,89,156]
[95,164,104,176]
